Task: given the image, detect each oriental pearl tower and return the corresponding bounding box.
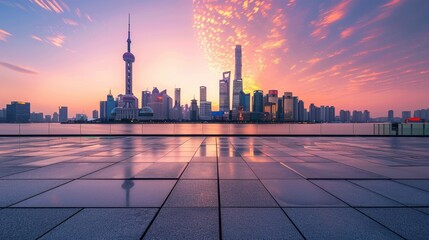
[121,14,138,109]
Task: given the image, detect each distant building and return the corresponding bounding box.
[219,71,231,113]
[200,86,207,102]
[147,88,172,120]
[0,108,6,121]
[100,90,117,121]
[283,92,293,121]
[252,90,263,113]
[340,110,351,123]
[387,110,394,122]
[292,97,299,122]
[52,112,59,122]
[264,90,278,121]
[190,99,199,121]
[45,115,51,122]
[6,101,30,123]
[92,110,99,119]
[59,106,68,123]
[298,100,305,122]
[363,110,370,122]
[30,112,44,123]
[232,79,243,119]
[142,90,151,107]
[200,101,212,121]
[75,114,87,121]
[401,111,411,122]
[309,104,316,122]
[234,45,242,80]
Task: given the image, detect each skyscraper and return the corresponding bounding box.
[402,111,411,122]
[142,90,151,107]
[388,110,394,122]
[59,106,68,123]
[190,99,199,121]
[6,101,30,123]
[200,101,212,121]
[234,45,242,80]
[174,88,181,107]
[200,86,207,102]
[252,90,263,113]
[52,112,59,122]
[292,96,299,122]
[92,110,99,119]
[283,92,293,121]
[232,79,243,119]
[219,71,231,113]
[298,100,305,122]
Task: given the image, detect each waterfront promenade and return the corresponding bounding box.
[1,136,429,239]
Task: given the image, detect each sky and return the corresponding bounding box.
[1,0,429,117]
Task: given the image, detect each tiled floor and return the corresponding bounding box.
[1,136,429,239]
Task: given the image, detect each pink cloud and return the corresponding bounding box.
[0,61,38,74]
[340,27,354,38]
[46,34,66,47]
[30,0,68,14]
[31,35,43,42]
[63,18,79,26]
[312,0,352,39]
[0,29,12,42]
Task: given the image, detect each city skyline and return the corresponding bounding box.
[1,0,429,117]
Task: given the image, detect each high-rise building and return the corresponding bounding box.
[148,88,172,120]
[239,91,250,112]
[292,97,299,122]
[190,99,199,121]
[100,90,117,121]
[352,110,363,123]
[298,100,305,122]
[45,115,51,122]
[6,102,30,123]
[92,110,99,119]
[30,112,44,122]
[264,90,278,121]
[200,101,212,121]
[328,106,335,122]
[174,88,181,107]
[232,79,243,119]
[219,71,231,113]
[309,104,316,122]
[142,90,151,107]
[59,106,68,123]
[252,90,263,113]
[0,108,6,121]
[402,111,411,122]
[200,86,207,103]
[283,92,293,121]
[52,112,59,122]
[387,110,394,122]
[363,110,370,122]
[234,45,242,80]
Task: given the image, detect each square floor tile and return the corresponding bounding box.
[220,180,277,207]
[165,180,218,207]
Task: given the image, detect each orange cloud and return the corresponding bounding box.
[340,27,354,38]
[306,58,322,64]
[312,0,352,39]
[0,29,12,42]
[46,34,66,47]
[31,0,67,14]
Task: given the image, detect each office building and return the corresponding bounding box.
[52,112,59,122]
[200,101,212,121]
[45,115,51,122]
[234,45,242,80]
[59,106,68,123]
[402,111,411,122]
[252,90,263,113]
[298,100,305,122]
[92,110,99,119]
[388,110,394,122]
[190,99,199,121]
[232,79,243,119]
[30,112,44,123]
[219,71,231,113]
[142,90,151,107]
[283,92,293,121]
[292,96,299,122]
[6,101,30,123]
[200,86,207,102]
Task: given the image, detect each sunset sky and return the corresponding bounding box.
[1,0,429,117]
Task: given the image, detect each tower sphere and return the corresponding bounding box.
[123,52,135,62]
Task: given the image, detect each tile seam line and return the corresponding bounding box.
[35,208,84,239]
[139,136,200,239]
[229,138,307,239]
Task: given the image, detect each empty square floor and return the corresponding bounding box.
[1,136,429,239]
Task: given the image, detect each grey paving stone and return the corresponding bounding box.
[41,208,158,240]
[0,167,36,178]
[312,180,402,207]
[0,208,80,240]
[82,162,153,179]
[220,180,277,207]
[14,180,176,207]
[0,179,68,207]
[359,208,429,240]
[248,163,303,179]
[351,180,429,206]
[133,162,187,179]
[144,208,218,240]
[222,208,303,240]
[284,208,402,240]
[285,162,384,179]
[416,208,429,215]
[262,179,346,207]
[4,163,112,179]
[396,180,429,192]
[164,180,218,207]
[218,163,257,179]
[180,163,217,179]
